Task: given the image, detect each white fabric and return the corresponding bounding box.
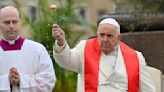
[0,39,56,92]
[53,40,156,92]
[147,66,162,92]
[99,46,117,78]
[99,18,120,33]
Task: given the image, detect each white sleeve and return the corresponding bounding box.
[137,52,156,92]
[53,40,86,73]
[19,45,56,92]
[0,74,10,91]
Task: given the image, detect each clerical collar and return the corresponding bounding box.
[2,35,20,45]
[0,36,25,51]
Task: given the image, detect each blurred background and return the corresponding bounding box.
[0,0,164,92]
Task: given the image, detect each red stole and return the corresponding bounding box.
[84,38,139,92]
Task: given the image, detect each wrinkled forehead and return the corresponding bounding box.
[98,23,118,34]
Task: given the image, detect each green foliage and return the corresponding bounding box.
[23,0,92,92]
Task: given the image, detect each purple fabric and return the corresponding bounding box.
[0,36,25,51]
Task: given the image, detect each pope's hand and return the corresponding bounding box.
[9,67,20,86]
[52,24,65,46]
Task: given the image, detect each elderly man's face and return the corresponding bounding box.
[97,23,121,54]
[0,6,21,40]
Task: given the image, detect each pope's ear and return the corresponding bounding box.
[118,34,123,41]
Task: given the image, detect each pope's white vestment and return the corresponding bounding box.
[0,39,56,92]
[53,40,156,92]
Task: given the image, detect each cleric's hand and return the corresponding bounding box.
[9,67,20,86]
[52,24,65,46]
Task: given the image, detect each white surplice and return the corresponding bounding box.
[0,39,56,92]
[53,40,156,92]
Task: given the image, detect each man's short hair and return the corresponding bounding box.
[0,5,21,18]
